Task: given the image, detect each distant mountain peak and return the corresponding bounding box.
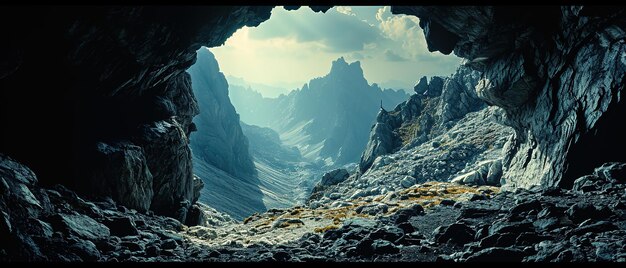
[329,57,364,79]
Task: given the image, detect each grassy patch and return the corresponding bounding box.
[314,225,339,233]
[398,121,420,146]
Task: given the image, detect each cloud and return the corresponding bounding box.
[248,7,383,53]
[211,6,461,97]
[384,49,408,62]
[335,6,355,16]
[375,6,428,60]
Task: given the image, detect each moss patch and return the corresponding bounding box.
[398,120,421,146]
[314,225,339,233]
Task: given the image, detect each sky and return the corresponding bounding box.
[210,6,462,98]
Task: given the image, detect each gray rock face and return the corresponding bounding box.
[188,48,256,178]
[451,160,503,187]
[359,65,485,173]
[393,6,626,189]
[135,118,196,221]
[320,169,349,186]
[0,154,45,260]
[82,142,153,212]
[359,109,402,173]
[49,213,111,241]
[314,107,513,204]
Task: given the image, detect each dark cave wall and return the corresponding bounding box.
[0,6,336,222]
[393,6,626,189]
[0,6,276,221]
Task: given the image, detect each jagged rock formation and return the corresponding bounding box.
[228,57,410,166]
[360,65,485,173]
[392,6,626,189]
[310,107,514,207]
[188,48,256,178]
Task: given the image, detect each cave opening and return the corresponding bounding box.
[2,5,626,262]
[187,6,463,220]
[561,95,626,188]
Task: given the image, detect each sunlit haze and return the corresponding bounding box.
[211,6,462,98]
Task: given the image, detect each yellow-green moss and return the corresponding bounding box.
[398,121,421,146]
[314,225,339,233]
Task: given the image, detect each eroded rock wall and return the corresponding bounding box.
[393,6,626,189]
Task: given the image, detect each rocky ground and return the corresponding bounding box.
[4,151,625,262]
[308,107,514,207]
[186,162,626,262]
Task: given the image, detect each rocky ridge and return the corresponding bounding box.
[227,57,410,166]
[360,65,485,174]
[309,107,514,207]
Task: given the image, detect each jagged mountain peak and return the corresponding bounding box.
[328,57,364,81]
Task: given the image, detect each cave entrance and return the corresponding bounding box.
[561,97,626,188]
[188,6,462,219]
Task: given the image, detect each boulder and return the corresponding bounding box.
[355,203,388,216]
[451,160,494,186]
[372,239,400,255]
[433,222,475,246]
[367,226,404,242]
[593,162,626,183]
[320,169,349,186]
[400,176,416,188]
[84,141,154,212]
[566,203,613,223]
[414,76,429,94]
[49,213,110,241]
[573,162,626,193]
[393,204,425,224]
[69,240,101,261]
[102,217,138,237]
[486,160,503,186]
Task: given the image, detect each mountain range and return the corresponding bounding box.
[229,57,410,166]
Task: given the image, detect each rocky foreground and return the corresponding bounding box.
[3,152,625,262]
